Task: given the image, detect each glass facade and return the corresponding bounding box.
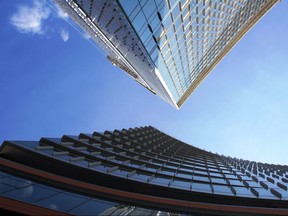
[1,126,288,215]
[0,171,172,215]
[54,0,278,108]
[118,0,277,104]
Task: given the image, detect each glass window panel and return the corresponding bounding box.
[34,183,61,193]
[210,177,226,184]
[225,174,238,179]
[142,166,158,172]
[161,45,170,57]
[245,181,260,187]
[170,180,191,190]
[146,37,156,53]
[111,169,130,177]
[254,188,278,199]
[90,164,107,172]
[166,26,175,39]
[37,148,54,155]
[35,192,88,212]
[193,175,209,182]
[150,15,160,30]
[163,14,172,29]
[55,154,71,161]
[159,2,170,22]
[179,167,193,173]
[174,16,182,30]
[151,48,160,62]
[0,183,15,193]
[273,188,288,198]
[73,160,89,167]
[126,0,140,20]
[241,176,252,181]
[130,173,149,182]
[261,181,277,189]
[139,0,148,6]
[79,149,91,155]
[151,160,163,166]
[151,177,170,186]
[213,185,233,195]
[172,2,180,19]
[176,173,192,179]
[142,1,156,20]
[178,37,184,47]
[159,37,167,50]
[154,25,164,39]
[192,182,211,193]
[210,172,223,177]
[170,37,178,49]
[160,170,175,176]
[132,11,146,32]
[69,198,116,215]
[194,170,207,175]
[166,163,178,169]
[233,186,255,198]
[129,162,141,168]
[140,28,151,44]
[3,185,59,203]
[0,176,32,188]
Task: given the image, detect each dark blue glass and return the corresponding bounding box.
[69,198,116,215]
[233,186,255,198]
[3,185,59,203]
[170,180,191,190]
[0,183,15,193]
[35,192,88,212]
[213,185,233,195]
[192,182,211,193]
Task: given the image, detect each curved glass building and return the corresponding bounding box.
[1,126,287,215]
[54,0,279,108]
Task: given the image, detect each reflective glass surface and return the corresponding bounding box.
[119,0,274,104]
[1,124,287,216]
[0,171,171,215]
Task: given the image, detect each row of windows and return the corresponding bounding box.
[65,0,275,104]
[0,171,168,215]
[36,142,233,183]
[2,125,288,201]
[26,126,287,200]
[119,0,274,102]
[72,0,161,92]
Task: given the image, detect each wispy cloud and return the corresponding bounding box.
[10,0,71,43]
[60,29,69,42]
[55,5,69,20]
[83,33,91,40]
[10,0,50,35]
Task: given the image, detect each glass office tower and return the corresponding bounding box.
[1,126,287,215]
[54,0,278,108]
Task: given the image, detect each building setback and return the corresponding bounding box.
[54,0,278,108]
[0,126,287,215]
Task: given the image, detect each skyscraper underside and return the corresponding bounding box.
[54,0,279,108]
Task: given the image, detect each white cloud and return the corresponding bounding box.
[83,33,91,40]
[55,5,69,20]
[60,29,69,42]
[10,0,71,42]
[10,0,50,35]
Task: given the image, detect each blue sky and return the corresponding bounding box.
[1,0,287,165]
